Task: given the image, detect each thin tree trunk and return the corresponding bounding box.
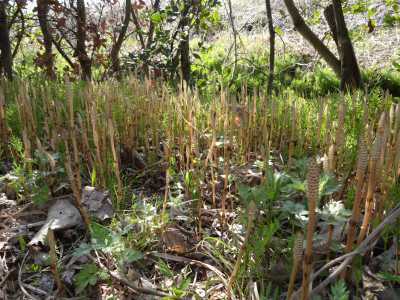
[265,0,275,97]
[179,1,191,85]
[76,0,91,80]
[331,0,362,90]
[180,35,190,85]
[145,0,161,49]
[110,0,131,75]
[37,0,56,79]
[227,0,238,85]
[11,7,24,59]
[0,1,13,80]
[283,0,341,77]
[323,4,338,49]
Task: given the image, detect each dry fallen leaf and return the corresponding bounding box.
[29,199,82,246]
[161,225,189,254]
[81,186,114,221]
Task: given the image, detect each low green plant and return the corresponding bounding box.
[74,263,110,294]
[74,222,144,269]
[329,280,349,300]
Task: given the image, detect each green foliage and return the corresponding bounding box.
[344,0,400,27]
[74,222,144,268]
[248,220,279,273]
[74,263,109,294]
[379,271,400,283]
[238,169,290,208]
[284,159,340,205]
[125,0,220,81]
[261,282,280,300]
[157,259,174,278]
[329,280,349,300]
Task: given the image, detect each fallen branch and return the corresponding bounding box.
[291,204,400,299]
[18,250,41,300]
[0,267,15,287]
[91,255,168,297]
[151,251,235,299]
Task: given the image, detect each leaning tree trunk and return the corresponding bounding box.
[37,0,56,79]
[0,1,13,80]
[265,0,275,98]
[283,0,341,77]
[76,0,91,80]
[323,5,339,49]
[331,0,362,90]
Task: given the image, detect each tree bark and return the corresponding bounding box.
[0,1,13,80]
[110,0,131,75]
[265,0,275,97]
[283,0,341,77]
[37,0,56,79]
[227,0,238,86]
[331,0,362,90]
[180,33,190,85]
[179,1,191,85]
[76,0,91,80]
[323,4,338,49]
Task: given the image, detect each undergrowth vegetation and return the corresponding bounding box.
[192,43,400,97]
[1,77,400,299]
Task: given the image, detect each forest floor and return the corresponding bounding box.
[1,1,400,300]
[218,0,400,68]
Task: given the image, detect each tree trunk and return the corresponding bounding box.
[37,0,56,79]
[323,4,338,49]
[227,0,238,86]
[76,0,91,80]
[265,0,275,97]
[179,1,191,85]
[283,0,341,77]
[110,0,131,76]
[331,0,362,90]
[180,33,190,85]
[0,1,13,80]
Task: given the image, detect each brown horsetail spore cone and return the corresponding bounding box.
[316,98,324,147]
[322,153,329,173]
[288,104,297,167]
[390,103,396,132]
[394,130,400,178]
[335,100,346,150]
[344,136,369,274]
[394,104,400,137]
[375,114,389,188]
[357,112,386,245]
[287,232,304,300]
[301,158,319,300]
[328,143,336,173]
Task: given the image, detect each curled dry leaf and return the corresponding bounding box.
[0,193,16,209]
[29,199,82,246]
[161,225,190,254]
[81,186,114,221]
